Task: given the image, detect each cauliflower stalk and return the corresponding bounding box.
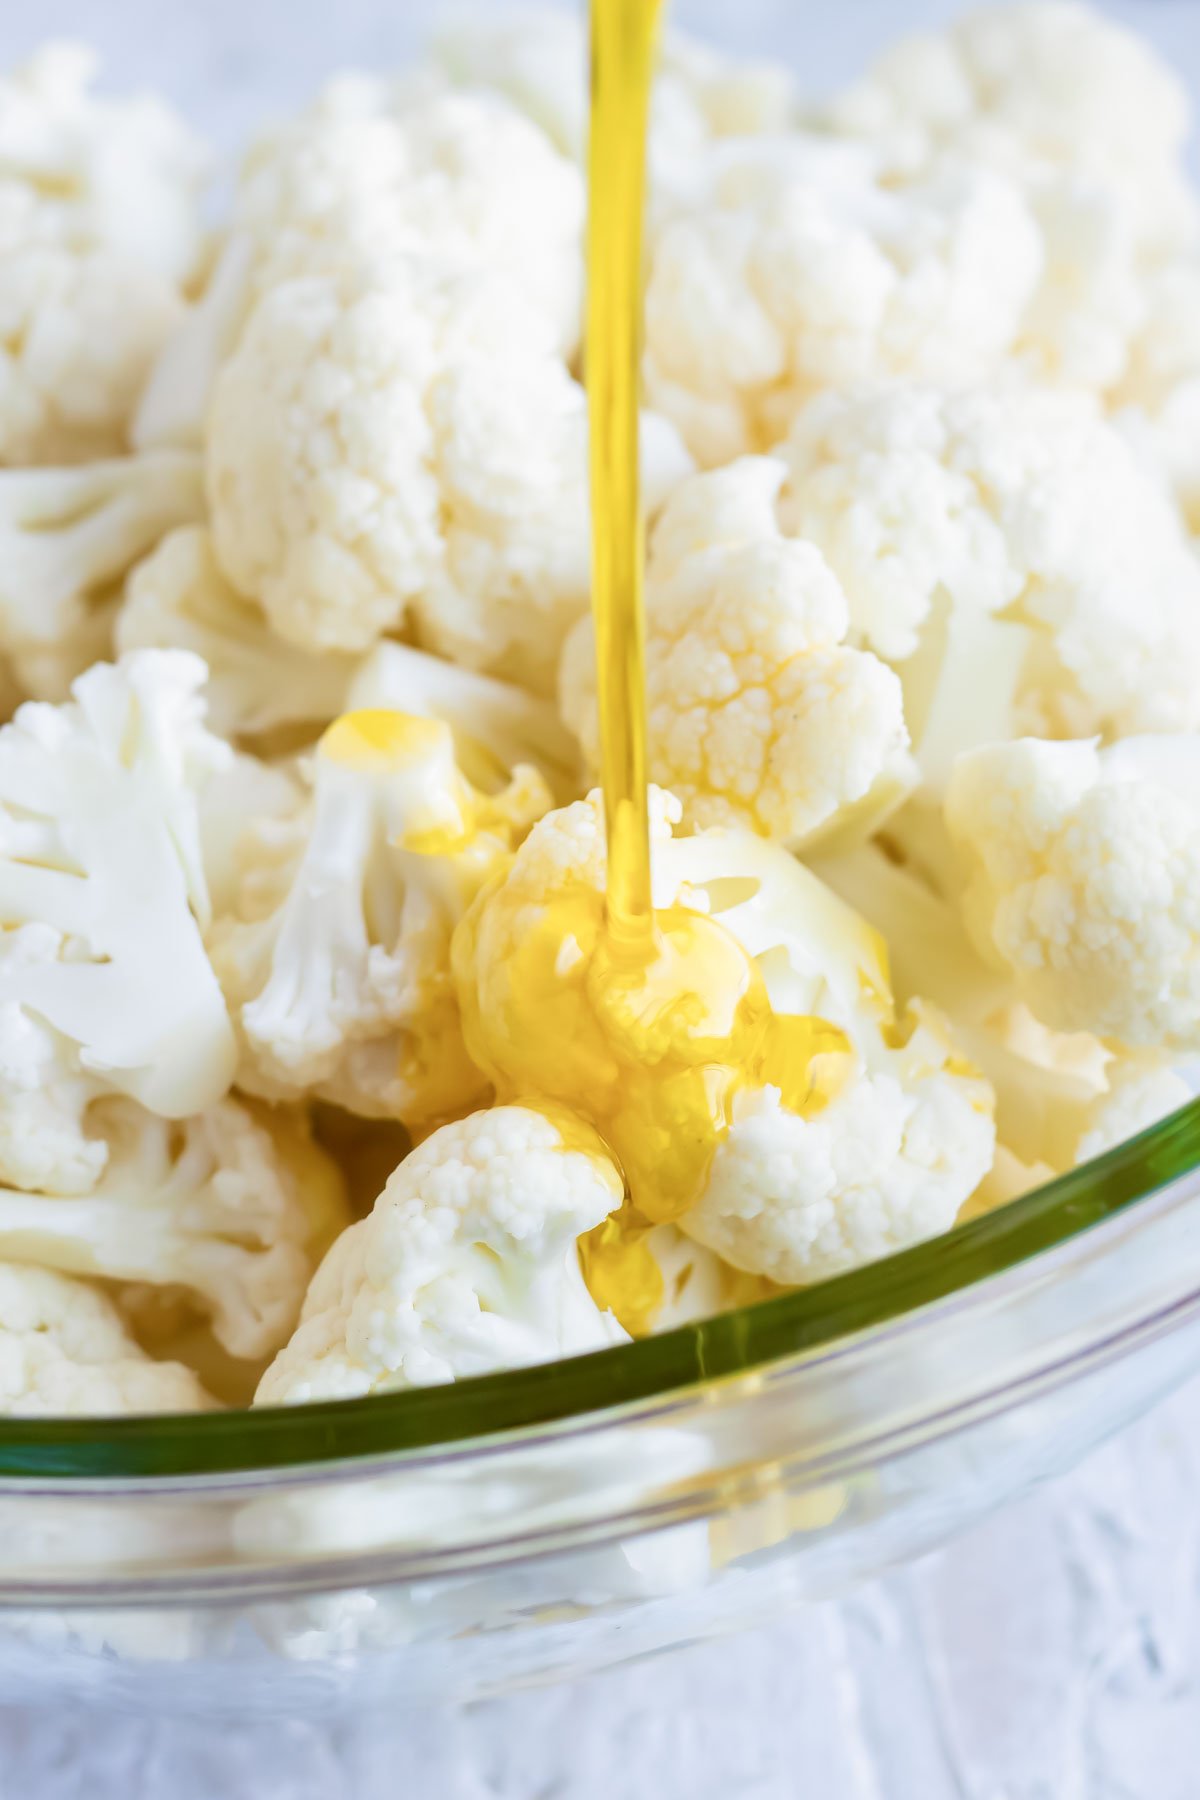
[257,1104,627,1402]
[561,456,914,849]
[454,790,994,1290]
[212,708,551,1128]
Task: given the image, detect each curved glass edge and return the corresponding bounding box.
[2,1099,1199,1481]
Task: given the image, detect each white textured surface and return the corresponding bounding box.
[2,1369,1199,1797]
[2,0,1199,1790]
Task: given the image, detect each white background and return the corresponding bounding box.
[2,0,1199,1792]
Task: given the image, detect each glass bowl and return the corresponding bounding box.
[3,0,1200,1715]
[0,1103,1197,1713]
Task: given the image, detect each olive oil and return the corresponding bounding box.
[586,0,664,955]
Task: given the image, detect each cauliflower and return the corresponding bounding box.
[560,457,913,848]
[136,77,584,452]
[0,652,235,1199]
[945,735,1200,1050]
[1116,258,1200,532]
[813,4,1199,394]
[0,43,209,464]
[0,1096,347,1360]
[117,527,359,741]
[643,136,1042,465]
[206,259,690,689]
[348,640,580,801]
[257,1104,626,1402]
[0,1261,211,1416]
[454,790,994,1287]
[433,9,793,213]
[780,384,1200,745]
[212,708,550,1127]
[0,452,204,700]
[817,3,1197,261]
[815,836,1193,1179]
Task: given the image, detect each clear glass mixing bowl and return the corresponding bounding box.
[3,0,1200,1714]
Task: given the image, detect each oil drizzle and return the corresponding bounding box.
[586,0,665,955]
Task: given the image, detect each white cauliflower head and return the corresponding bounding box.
[454,791,994,1289]
[239,80,583,358]
[644,136,1042,465]
[257,1104,627,1403]
[560,456,913,849]
[0,452,204,700]
[136,76,584,456]
[0,44,209,464]
[117,526,360,741]
[812,3,1198,395]
[0,1096,347,1361]
[212,707,550,1127]
[781,383,1200,743]
[207,257,691,690]
[660,829,995,1283]
[818,2,1197,260]
[0,1261,211,1416]
[946,734,1200,1051]
[206,261,582,687]
[0,652,235,1183]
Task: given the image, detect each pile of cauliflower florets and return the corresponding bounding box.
[0,2,1196,1418]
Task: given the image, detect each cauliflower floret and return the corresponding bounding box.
[818,2,1197,260]
[1116,258,1200,532]
[0,653,235,1192]
[433,9,793,213]
[561,457,912,848]
[781,384,1200,744]
[813,4,1198,394]
[117,527,359,741]
[257,1104,626,1402]
[1074,1059,1193,1166]
[0,1096,347,1360]
[0,1261,211,1416]
[348,640,580,801]
[454,791,993,1288]
[207,258,691,689]
[212,708,550,1127]
[811,837,1188,1191]
[644,137,1042,465]
[0,44,208,464]
[240,81,583,358]
[945,735,1200,1051]
[136,78,584,452]
[0,452,203,700]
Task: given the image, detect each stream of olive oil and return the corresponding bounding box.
[586,0,664,954]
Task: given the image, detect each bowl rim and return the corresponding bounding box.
[1,1097,1198,1482]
